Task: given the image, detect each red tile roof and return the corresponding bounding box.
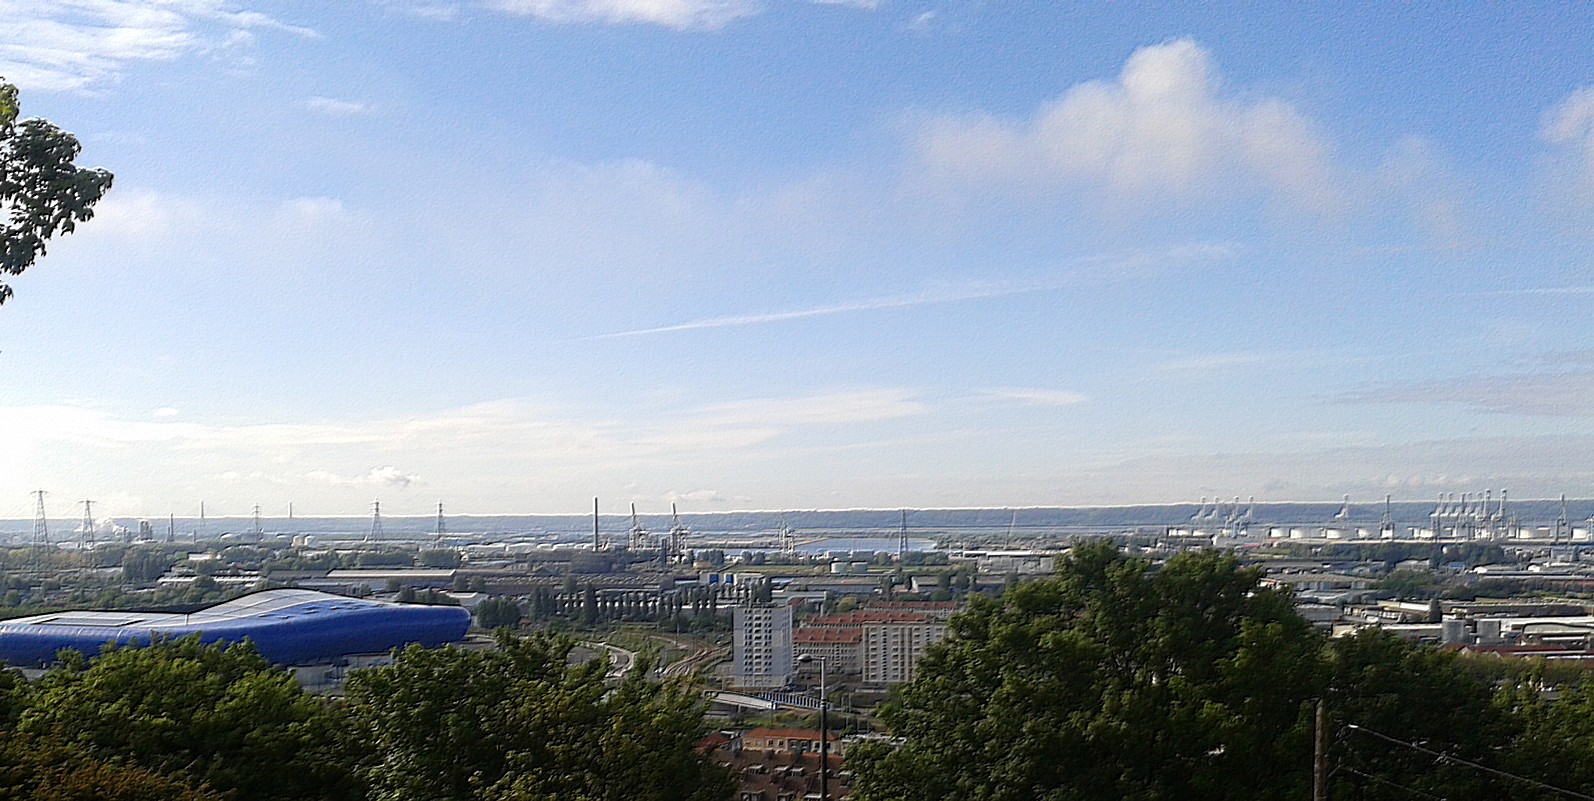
[793,628,864,644]
[803,610,932,627]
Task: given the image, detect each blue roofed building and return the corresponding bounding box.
[0,588,471,667]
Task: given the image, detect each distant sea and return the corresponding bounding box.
[3,500,1589,548]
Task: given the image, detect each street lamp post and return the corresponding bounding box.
[797,653,828,801]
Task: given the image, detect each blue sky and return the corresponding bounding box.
[3,0,1594,519]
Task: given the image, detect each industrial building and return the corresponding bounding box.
[0,588,471,667]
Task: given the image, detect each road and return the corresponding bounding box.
[580,641,638,679]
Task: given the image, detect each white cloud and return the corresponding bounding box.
[1542,87,1594,203]
[81,187,204,239]
[306,466,422,489]
[370,0,461,21]
[980,388,1088,407]
[368,465,421,488]
[279,196,349,222]
[918,39,1343,212]
[1343,368,1594,418]
[696,389,927,428]
[1151,352,1267,373]
[0,390,932,513]
[484,0,763,30]
[483,0,882,30]
[1373,135,1472,246]
[0,0,314,92]
[304,96,374,117]
[585,242,1235,339]
[587,279,1061,339]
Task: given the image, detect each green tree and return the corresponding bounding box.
[17,637,350,801]
[342,631,731,801]
[0,733,227,801]
[120,546,176,584]
[475,597,522,630]
[851,544,1326,801]
[1510,675,1594,797]
[0,80,113,305]
[1326,629,1519,800]
[419,549,463,568]
[582,583,599,625]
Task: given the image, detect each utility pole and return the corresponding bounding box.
[798,654,830,801]
[1313,698,1329,801]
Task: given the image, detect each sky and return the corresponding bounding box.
[2,1,1594,519]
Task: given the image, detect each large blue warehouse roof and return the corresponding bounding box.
[0,589,471,666]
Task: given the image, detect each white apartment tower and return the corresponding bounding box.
[862,621,947,685]
[732,602,794,689]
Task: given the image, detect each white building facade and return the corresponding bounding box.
[732,602,794,689]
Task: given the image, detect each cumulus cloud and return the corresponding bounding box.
[368,465,421,488]
[0,0,315,92]
[918,39,1342,212]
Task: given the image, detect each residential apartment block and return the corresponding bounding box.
[790,605,950,685]
[792,627,863,675]
[862,619,947,685]
[731,602,794,689]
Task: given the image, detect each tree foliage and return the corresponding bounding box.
[120,546,178,584]
[851,544,1537,801]
[0,733,227,801]
[474,597,523,630]
[16,637,350,801]
[1325,629,1520,799]
[343,631,731,801]
[851,544,1325,801]
[0,79,113,304]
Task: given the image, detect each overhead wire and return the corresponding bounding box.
[1346,722,1594,801]
[1334,765,1448,800]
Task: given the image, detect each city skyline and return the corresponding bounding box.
[3,3,1594,518]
